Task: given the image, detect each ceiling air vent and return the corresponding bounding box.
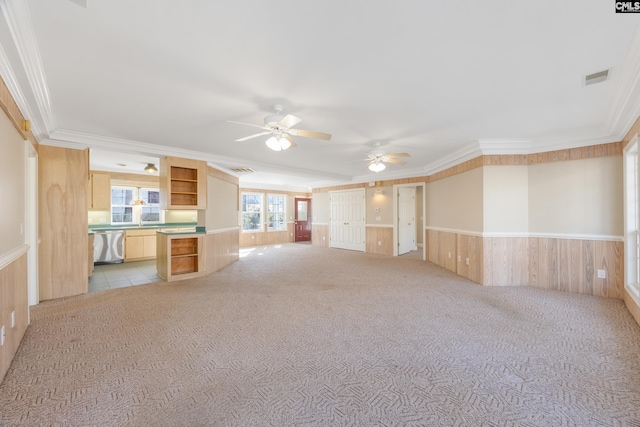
[230,167,255,174]
[584,69,610,86]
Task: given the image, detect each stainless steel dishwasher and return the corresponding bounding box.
[93,230,125,264]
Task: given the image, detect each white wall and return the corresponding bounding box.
[483,165,529,233]
[426,167,483,233]
[528,156,623,236]
[205,175,239,229]
[312,192,330,223]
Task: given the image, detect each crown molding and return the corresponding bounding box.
[0,0,55,133]
[0,37,43,138]
[45,128,351,183]
[423,142,482,175]
[606,22,640,140]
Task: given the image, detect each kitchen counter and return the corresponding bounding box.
[157,228,206,236]
[88,222,197,232]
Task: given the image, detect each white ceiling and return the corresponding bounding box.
[1,0,640,190]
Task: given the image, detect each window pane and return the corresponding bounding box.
[267,195,286,230]
[243,213,261,230]
[112,207,133,223]
[141,207,160,222]
[112,188,133,206]
[141,189,160,205]
[297,200,308,221]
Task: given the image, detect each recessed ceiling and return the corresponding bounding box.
[1,0,639,189]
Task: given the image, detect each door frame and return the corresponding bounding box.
[392,183,426,259]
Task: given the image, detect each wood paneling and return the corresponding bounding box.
[365,226,394,255]
[312,224,329,247]
[205,228,239,273]
[0,253,28,383]
[39,145,88,300]
[456,234,483,283]
[482,237,528,287]
[528,237,623,298]
[240,228,293,247]
[426,229,457,273]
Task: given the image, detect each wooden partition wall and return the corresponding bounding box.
[205,228,240,273]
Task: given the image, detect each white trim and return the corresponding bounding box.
[425,226,623,241]
[526,232,624,242]
[0,244,29,271]
[607,24,640,141]
[625,284,640,310]
[206,226,240,235]
[365,223,393,228]
[312,222,329,226]
[0,0,55,133]
[423,142,483,176]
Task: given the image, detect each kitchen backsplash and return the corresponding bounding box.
[88,210,198,225]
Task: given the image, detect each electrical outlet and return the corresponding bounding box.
[457,255,461,262]
[322,236,325,241]
[10,311,15,328]
[448,252,451,259]
[466,258,470,266]
[597,269,606,279]
[251,235,255,239]
[0,325,4,346]
[378,241,382,246]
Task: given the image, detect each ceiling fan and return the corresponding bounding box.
[366,143,410,172]
[228,104,332,151]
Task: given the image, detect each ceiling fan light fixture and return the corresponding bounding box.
[368,161,386,173]
[266,136,291,151]
[144,163,158,174]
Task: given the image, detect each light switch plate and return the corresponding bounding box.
[597,269,606,279]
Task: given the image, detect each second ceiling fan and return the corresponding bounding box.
[229,104,332,151]
[366,142,411,172]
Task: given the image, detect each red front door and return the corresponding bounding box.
[295,198,311,242]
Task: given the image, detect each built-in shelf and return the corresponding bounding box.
[156,232,205,282]
[160,157,207,210]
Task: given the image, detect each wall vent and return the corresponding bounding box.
[584,69,610,86]
[230,167,255,173]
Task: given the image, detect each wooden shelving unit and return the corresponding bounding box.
[156,232,205,282]
[160,157,207,210]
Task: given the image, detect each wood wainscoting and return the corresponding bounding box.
[239,224,295,247]
[0,251,28,383]
[205,228,240,273]
[529,237,623,299]
[312,224,329,247]
[365,226,394,255]
[426,228,624,298]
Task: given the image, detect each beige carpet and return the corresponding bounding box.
[2,244,640,426]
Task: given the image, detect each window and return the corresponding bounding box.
[111,186,161,225]
[624,135,640,304]
[242,193,262,231]
[111,187,134,223]
[268,194,286,230]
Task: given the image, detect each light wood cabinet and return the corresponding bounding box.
[159,156,207,210]
[88,172,111,210]
[124,229,157,262]
[156,232,205,281]
[88,234,94,277]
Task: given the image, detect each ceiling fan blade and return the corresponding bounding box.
[367,160,376,167]
[283,134,298,148]
[278,114,303,129]
[227,120,269,130]
[385,158,407,165]
[386,152,411,158]
[289,129,332,140]
[235,131,273,142]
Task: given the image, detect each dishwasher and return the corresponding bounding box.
[93,230,125,264]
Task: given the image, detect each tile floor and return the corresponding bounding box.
[88,260,163,293]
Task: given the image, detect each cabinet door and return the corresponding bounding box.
[143,235,157,258]
[91,173,111,210]
[125,235,144,260]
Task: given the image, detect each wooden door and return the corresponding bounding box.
[295,198,312,242]
[330,189,365,251]
[398,187,417,255]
